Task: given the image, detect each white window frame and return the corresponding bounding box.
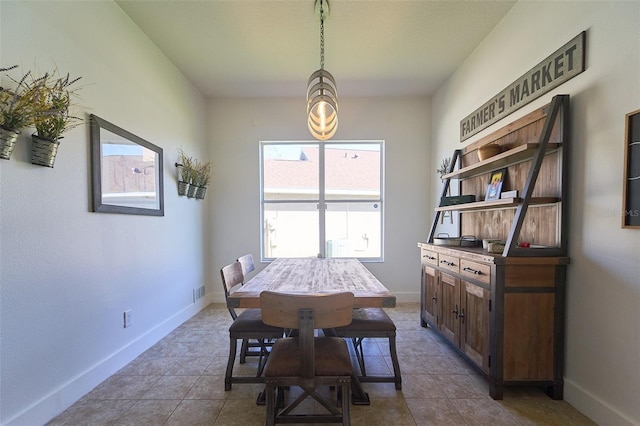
[260,140,385,262]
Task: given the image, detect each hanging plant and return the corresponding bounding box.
[31,71,83,142]
[0,66,54,160]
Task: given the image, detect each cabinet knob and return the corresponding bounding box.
[452,305,459,318]
[459,308,465,323]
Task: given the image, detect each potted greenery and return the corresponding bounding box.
[0,66,47,160]
[192,160,211,200]
[177,149,194,196]
[30,71,82,167]
[436,157,451,182]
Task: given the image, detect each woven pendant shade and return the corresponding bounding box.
[307,69,338,140]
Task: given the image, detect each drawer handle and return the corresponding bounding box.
[440,260,456,267]
[463,266,482,275]
[423,255,436,260]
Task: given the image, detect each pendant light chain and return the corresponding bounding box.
[320,1,325,70]
[307,0,338,141]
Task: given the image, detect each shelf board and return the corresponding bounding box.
[443,143,561,180]
[435,197,560,213]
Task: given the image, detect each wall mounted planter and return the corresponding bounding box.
[31,135,59,167]
[0,127,19,160]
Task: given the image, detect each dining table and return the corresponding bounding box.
[226,257,397,405]
[226,257,396,309]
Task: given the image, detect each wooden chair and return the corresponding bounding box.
[221,261,284,392]
[333,307,402,390]
[237,253,255,278]
[234,253,266,364]
[261,291,354,426]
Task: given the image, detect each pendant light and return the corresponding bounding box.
[307,0,338,141]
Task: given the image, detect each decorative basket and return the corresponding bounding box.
[195,186,206,200]
[0,127,19,160]
[177,180,189,196]
[487,241,506,254]
[31,135,60,168]
[477,143,501,161]
[186,183,197,198]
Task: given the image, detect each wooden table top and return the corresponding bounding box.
[226,258,396,309]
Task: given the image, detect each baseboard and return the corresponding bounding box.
[5,300,208,426]
[564,378,638,426]
[391,291,420,304]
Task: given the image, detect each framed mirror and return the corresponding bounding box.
[90,114,164,216]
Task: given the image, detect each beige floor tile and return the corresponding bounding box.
[213,399,265,426]
[85,375,161,400]
[433,374,491,399]
[454,398,520,425]
[140,375,199,399]
[405,397,466,425]
[46,399,135,425]
[166,399,224,425]
[165,356,216,375]
[499,398,597,426]
[48,303,596,426]
[400,373,447,399]
[354,397,416,425]
[184,374,232,400]
[114,399,180,425]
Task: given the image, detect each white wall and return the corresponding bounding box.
[432,2,640,425]
[0,2,210,424]
[207,97,431,302]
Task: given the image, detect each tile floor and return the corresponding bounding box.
[48,303,596,425]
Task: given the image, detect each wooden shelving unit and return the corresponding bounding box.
[419,95,571,401]
[442,143,561,180]
[434,197,560,213]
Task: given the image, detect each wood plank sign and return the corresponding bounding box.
[460,31,585,142]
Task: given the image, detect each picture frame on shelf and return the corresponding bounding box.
[485,168,506,201]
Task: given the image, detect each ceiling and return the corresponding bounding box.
[116,0,516,99]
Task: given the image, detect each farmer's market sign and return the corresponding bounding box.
[460,31,585,142]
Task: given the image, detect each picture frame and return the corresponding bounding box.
[485,168,506,201]
[90,114,164,216]
[622,109,640,228]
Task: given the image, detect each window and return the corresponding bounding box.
[261,141,384,261]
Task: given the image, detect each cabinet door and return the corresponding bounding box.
[460,281,490,373]
[422,265,438,326]
[439,272,461,347]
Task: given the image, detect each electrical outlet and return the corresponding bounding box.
[200,285,205,298]
[193,288,196,303]
[124,310,132,328]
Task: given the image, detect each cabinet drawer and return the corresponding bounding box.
[421,248,438,266]
[438,254,459,274]
[460,259,491,285]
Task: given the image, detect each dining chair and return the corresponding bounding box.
[237,253,255,278]
[235,253,265,364]
[260,291,354,426]
[220,261,284,392]
[333,307,402,390]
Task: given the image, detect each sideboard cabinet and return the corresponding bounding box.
[419,95,570,400]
